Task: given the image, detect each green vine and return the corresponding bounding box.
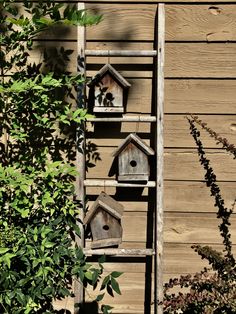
[0,1,120,313]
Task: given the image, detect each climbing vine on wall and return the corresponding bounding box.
[0,1,121,313]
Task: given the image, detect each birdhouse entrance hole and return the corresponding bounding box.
[105,92,113,101]
[103,225,110,231]
[130,160,137,167]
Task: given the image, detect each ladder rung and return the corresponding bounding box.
[85,49,157,57]
[87,116,157,123]
[84,248,155,256]
[84,179,156,188]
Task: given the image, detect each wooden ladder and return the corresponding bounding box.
[75,3,165,314]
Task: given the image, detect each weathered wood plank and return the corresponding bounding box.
[36,4,236,42]
[165,79,236,114]
[84,179,156,187]
[165,149,236,181]
[86,42,236,78]
[92,78,236,114]
[74,3,86,306]
[30,42,236,79]
[85,243,236,274]
[166,5,236,42]
[164,243,236,274]
[164,212,236,244]
[85,4,156,41]
[84,248,154,256]
[166,43,236,78]
[164,181,236,213]
[87,115,236,148]
[85,4,236,42]
[86,147,236,181]
[156,4,165,311]
[83,243,236,274]
[165,115,236,148]
[86,181,236,213]
[84,211,236,244]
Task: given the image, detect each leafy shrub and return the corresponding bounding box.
[162,116,236,314]
[0,1,120,313]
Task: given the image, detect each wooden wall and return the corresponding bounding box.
[50,1,236,313]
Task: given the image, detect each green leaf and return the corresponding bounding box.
[84,271,93,281]
[111,277,121,295]
[42,287,52,295]
[0,248,9,254]
[2,253,16,268]
[102,304,113,314]
[111,271,123,278]
[96,293,105,302]
[101,275,110,290]
[98,255,106,264]
[44,242,55,249]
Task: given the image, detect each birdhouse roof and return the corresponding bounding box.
[84,191,124,225]
[112,133,155,157]
[88,64,131,88]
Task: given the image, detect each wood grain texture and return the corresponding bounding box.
[165,149,236,181]
[84,243,236,274]
[166,5,236,42]
[86,147,236,181]
[166,43,236,78]
[86,181,236,213]
[88,77,236,114]
[156,5,165,310]
[85,211,236,244]
[86,42,236,78]
[165,79,236,114]
[164,181,236,213]
[165,212,236,244]
[31,42,236,79]
[75,3,86,305]
[165,115,236,148]
[85,4,236,42]
[87,115,236,148]
[91,78,236,114]
[85,4,156,41]
[164,243,236,274]
[38,4,236,42]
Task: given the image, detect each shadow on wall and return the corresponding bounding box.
[76,301,99,314]
[55,301,98,314]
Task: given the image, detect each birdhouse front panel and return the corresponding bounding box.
[118,143,150,181]
[90,207,123,249]
[94,74,124,113]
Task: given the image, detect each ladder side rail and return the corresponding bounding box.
[75,2,86,309]
[155,3,165,314]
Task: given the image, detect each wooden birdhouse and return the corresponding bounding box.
[112,133,155,182]
[88,64,131,113]
[84,192,124,249]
